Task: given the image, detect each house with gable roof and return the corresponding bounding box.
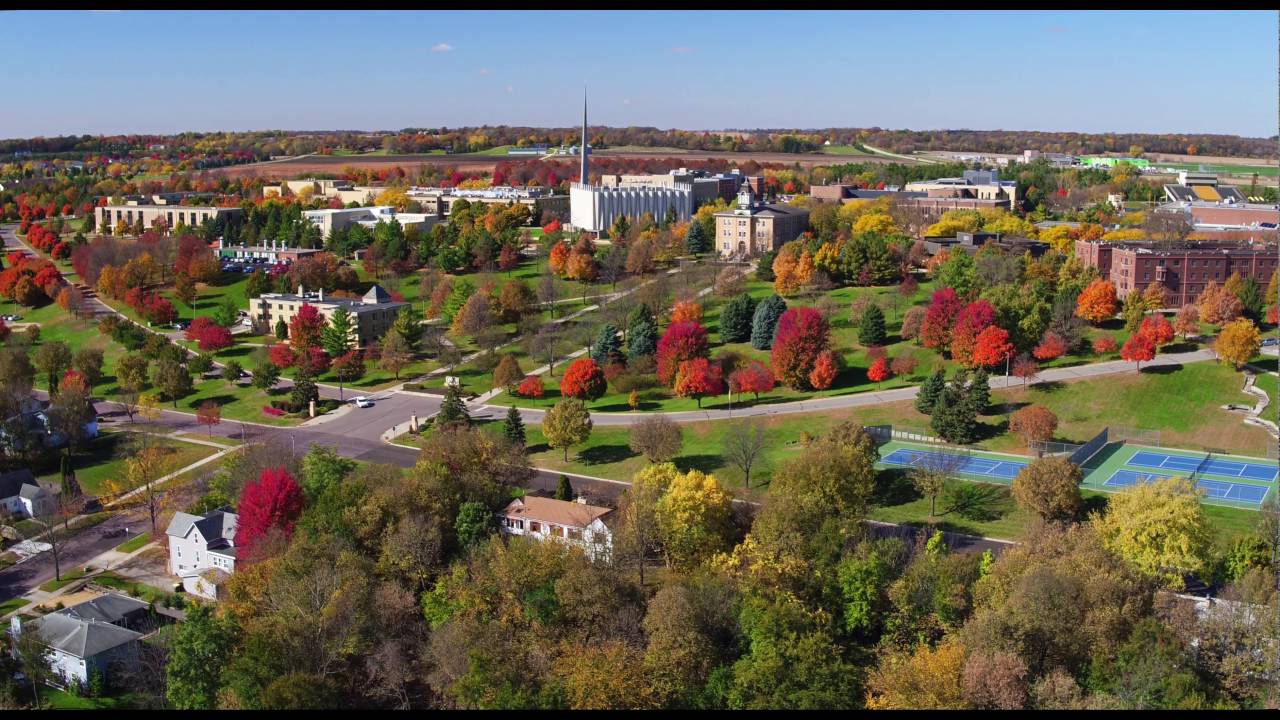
[165,508,238,600]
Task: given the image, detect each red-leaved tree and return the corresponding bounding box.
[867,357,891,389]
[268,343,296,369]
[1092,336,1118,354]
[1120,332,1156,371]
[771,307,831,390]
[236,467,305,562]
[1031,332,1068,362]
[808,350,839,390]
[920,288,963,351]
[971,326,1015,369]
[561,357,607,401]
[289,303,327,355]
[729,360,775,401]
[656,321,710,385]
[950,300,996,366]
[517,375,545,398]
[1138,314,1175,347]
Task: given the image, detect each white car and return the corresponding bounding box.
[353,397,372,408]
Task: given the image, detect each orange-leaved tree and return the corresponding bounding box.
[1075,279,1118,325]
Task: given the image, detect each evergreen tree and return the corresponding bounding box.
[274,318,288,340]
[555,474,575,501]
[662,204,678,229]
[320,306,354,357]
[756,250,777,281]
[750,294,787,350]
[720,293,758,343]
[503,405,526,448]
[392,305,424,352]
[610,214,630,241]
[1238,277,1264,321]
[930,383,978,444]
[967,367,990,415]
[590,323,622,366]
[857,303,886,346]
[685,222,709,256]
[627,304,659,358]
[915,369,946,414]
[245,269,270,299]
[436,384,471,428]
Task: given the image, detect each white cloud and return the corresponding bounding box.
[431,43,453,53]
[478,68,491,75]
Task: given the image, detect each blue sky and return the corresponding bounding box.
[3,10,1276,138]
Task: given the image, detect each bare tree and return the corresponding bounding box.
[526,325,565,376]
[722,419,770,488]
[1143,208,1194,245]
[628,414,684,463]
[116,385,141,423]
[537,273,560,317]
[908,447,969,517]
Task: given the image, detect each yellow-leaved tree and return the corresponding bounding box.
[653,468,733,570]
[865,639,968,710]
[1091,476,1212,590]
[853,211,898,235]
[1214,318,1261,369]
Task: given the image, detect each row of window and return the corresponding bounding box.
[504,517,583,541]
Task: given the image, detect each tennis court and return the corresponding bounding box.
[1103,469,1271,505]
[881,447,1028,480]
[1127,450,1278,482]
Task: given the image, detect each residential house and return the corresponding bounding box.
[0,469,54,519]
[498,495,614,561]
[165,509,238,600]
[9,593,151,688]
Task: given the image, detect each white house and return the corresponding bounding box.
[9,593,150,688]
[165,509,238,600]
[0,469,55,519]
[498,495,614,561]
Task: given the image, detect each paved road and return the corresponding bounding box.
[477,346,1220,427]
[0,507,150,602]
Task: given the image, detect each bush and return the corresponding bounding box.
[262,405,285,417]
[402,382,424,392]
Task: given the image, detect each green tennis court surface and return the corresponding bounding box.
[879,439,1276,509]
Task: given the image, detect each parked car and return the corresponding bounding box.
[353,397,372,408]
[101,527,126,539]
[1263,337,1278,347]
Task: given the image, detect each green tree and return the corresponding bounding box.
[720,293,758,343]
[930,382,978,444]
[151,356,193,407]
[274,318,288,340]
[1011,457,1083,523]
[166,604,235,709]
[378,330,413,380]
[755,250,777,282]
[116,354,150,391]
[32,341,72,394]
[543,397,592,461]
[627,304,659,358]
[436,383,471,428]
[222,359,243,382]
[967,368,990,415]
[188,352,214,376]
[212,296,239,328]
[770,421,879,518]
[685,222,709,256]
[392,305,424,352]
[750,295,787,350]
[915,369,946,414]
[251,361,281,391]
[455,500,493,548]
[245,268,270,299]
[1238,277,1264,321]
[71,348,105,389]
[590,323,622,366]
[555,474,575,501]
[936,250,977,297]
[503,405,526,448]
[857,303,886,346]
[300,444,356,501]
[320,306,354,357]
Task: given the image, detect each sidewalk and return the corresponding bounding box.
[1,541,157,620]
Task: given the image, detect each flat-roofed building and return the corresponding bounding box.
[598,169,730,208]
[96,204,242,233]
[713,183,810,258]
[407,186,568,222]
[252,284,406,347]
[1075,238,1280,306]
[302,206,441,238]
[904,170,1018,209]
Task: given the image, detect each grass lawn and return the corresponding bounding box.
[1252,371,1276,408]
[39,567,89,593]
[0,597,28,617]
[820,144,874,156]
[91,570,183,606]
[36,432,220,496]
[173,270,252,319]
[114,532,152,553]
[41,686,144,710]
[148,376,303,426]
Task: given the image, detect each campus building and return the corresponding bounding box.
[598,168,740,207]
[904,170,1019,210]
[406,185,568,221]
[922,230,1049,259]
[302,206,442,238]
[215,237,325,264]
[567,93,694,235]
[262,179,383,205]
[252,284,407,347]
[1075,238,1280,306]
[95,204,243,233]
[809,183,923,203]
[713,182,810,258]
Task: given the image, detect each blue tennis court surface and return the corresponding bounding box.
[1104,469,1271,505]
[881,448,1028,479]
[1128,450,1278,482]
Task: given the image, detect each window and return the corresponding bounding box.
[529,521,541,533]
[567,528,582,541]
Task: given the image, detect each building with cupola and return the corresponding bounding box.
[713,182,811,258]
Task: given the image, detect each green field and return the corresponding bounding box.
[36,432,221,496]
[1252,371,1276,408]
[1159,161,1279,177]
[820,144,874,156]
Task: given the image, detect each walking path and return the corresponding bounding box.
[1234,370,1279,439]
[476,346,1220,427]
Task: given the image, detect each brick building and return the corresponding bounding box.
[1075,239,1279,306]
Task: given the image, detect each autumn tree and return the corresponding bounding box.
[377,330,412,380]
[771,307,831,390]
[1075,279,1118,324]
[1009,405,1058,449]
[1092,476,1212,590]
[728,360,775,401]
[671,299,702,324]
[560,357,607,401]
[1010,456,1083,524]
[865,639,968,710]
[654,468,734,569]
[867,357,891,389]
[492,353,524,391]
[1173,303,1199,339]
[32,340,72,394]
[1119,332,1156,371]
[808,349,839,390]
[543,397,593,461]
[236,467,306,562]
[629,413,684,463]
[1031,332,1067,362]
[196,400,222,437]
[656,321,710,386]
[971,326,1015,369]
[1214,318,1261,369]
[1138,314,1175,347]
[920,288,964,351]
[288,302,327,356]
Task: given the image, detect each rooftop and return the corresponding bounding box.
[502,496,612,529]
[25,612,142,659]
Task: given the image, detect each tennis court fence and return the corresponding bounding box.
[1069,427,1110,467]
[1111,425,1161,447]
[1029,439,1082,458]
[863,424,944,446]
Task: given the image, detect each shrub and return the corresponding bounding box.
[1092,336,1117,354]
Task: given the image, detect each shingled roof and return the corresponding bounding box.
[501,496,612,528]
